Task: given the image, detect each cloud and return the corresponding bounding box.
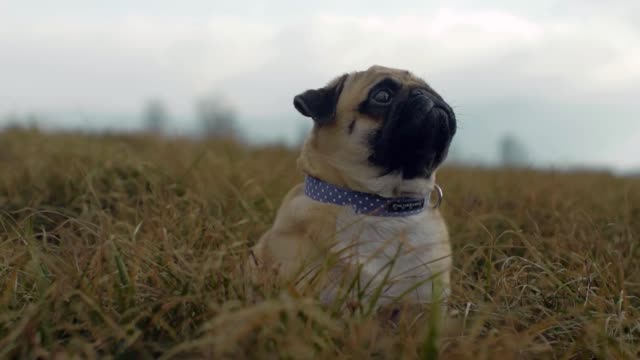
[0,15,277,114]
[0,3,638,169]
[215,7,639,104]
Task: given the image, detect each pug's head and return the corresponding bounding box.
[295,65,457,198]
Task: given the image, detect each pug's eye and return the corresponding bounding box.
[371,89,392,104]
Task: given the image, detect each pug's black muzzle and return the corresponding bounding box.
[369,90,456,179]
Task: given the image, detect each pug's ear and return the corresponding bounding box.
[293,74,348,125]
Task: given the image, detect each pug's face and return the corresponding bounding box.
[295,65,457,197]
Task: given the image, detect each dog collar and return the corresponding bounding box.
[303,175,443,217]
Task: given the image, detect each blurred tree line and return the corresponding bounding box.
[443,133,531,168]
[142,98,169,134]
[499,134,530,168]
[142,92,240,140]
[2,100,532,169]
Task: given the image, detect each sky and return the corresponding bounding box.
[1,0,639,171]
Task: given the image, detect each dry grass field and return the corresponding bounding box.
[0,128,638,359]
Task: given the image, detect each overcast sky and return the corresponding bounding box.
[1,0,639,171]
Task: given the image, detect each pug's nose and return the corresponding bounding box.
[410,89,435,113]
[410,88,426,98]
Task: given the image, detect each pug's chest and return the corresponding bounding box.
[332,209,449,303]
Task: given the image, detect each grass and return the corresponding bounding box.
[0,128,638,359]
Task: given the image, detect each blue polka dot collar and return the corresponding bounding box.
[303,174,442,217]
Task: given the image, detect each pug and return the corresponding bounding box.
[248,65,456,315]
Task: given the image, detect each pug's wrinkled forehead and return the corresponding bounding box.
[340,65,443,110]
[352,65,430,89]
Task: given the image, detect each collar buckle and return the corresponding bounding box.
[428,184,444,209]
